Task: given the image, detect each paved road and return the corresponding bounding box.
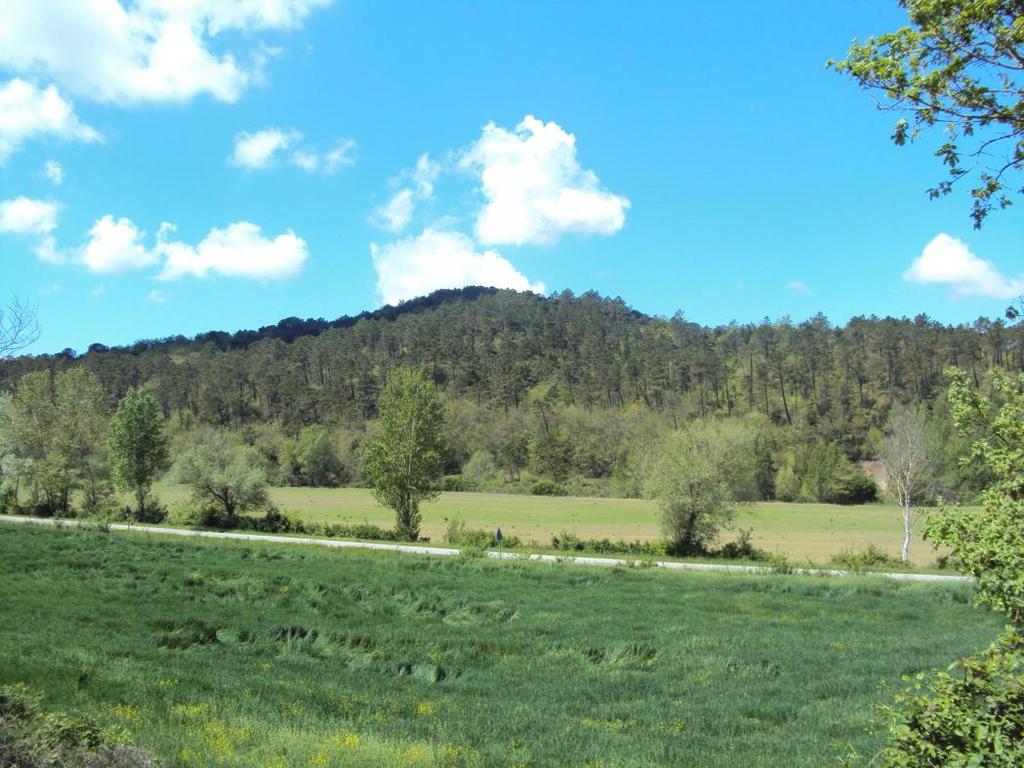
[0,514,973,584]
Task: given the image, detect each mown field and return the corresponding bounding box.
[154,483,951,567]
[0,523,1000,767]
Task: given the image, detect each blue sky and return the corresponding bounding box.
[1,1,1021,354]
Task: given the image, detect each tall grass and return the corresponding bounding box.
[0,524,1000,767]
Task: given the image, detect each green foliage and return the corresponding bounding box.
[827,468,880,505]
[438,475,479,492]
[714,528,771,562]
[292,425,345,487]
[0,684,157,767]
[776,440,878,504]
[529,479,567,496]
[0,370,113,518]
[879,368,1024,765]
[644,419,759,554]
[53,369,114,517]
[173,431,270,519]
[461,450,499,485]
[926,369,1024,624]
[829,0,1024,227]
[549,532,665,557]
[108,388,169,522]
[830,544,903,572]
[1,290,1021,505]
[445,517,520,549]
[363,367,445,540]
[879,629,1024,767]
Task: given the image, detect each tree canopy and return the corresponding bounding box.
[830,0,1024,227]
[363,367,445,540]
[108,388,169,521]
[174,431,269,518]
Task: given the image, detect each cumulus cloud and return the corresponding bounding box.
[230,128,300,169]
[44,160,64,185]
[157,221,307,280]
[903,233,1024,299]
[0,196,63,263]
[0,196,57,236]
[81,215,158,273]
[371,229,544,306]
[0,79,99,163]
[371,153,440,233]
[459,115,629,246]
[0,0,333,105]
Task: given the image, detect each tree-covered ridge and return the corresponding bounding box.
[3,289,1018,433]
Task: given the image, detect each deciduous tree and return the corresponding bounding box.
[108,388,169,521]
[643,419,758,555]
[364,367,445,540]
[174,431,269,519]
[879,405,934,561]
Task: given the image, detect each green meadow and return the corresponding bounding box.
[153,483,952,567]
[0,523,999,767]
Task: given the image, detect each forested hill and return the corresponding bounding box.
[1,287,1021,464]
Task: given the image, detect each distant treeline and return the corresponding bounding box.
[0,287,1018,500]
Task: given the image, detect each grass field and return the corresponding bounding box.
[0,523,1000,767]
[154,483,952,567]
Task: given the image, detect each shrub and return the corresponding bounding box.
[314,522,406,542]
[0,684,158,768]
[445,517,520,549]
[713,529,770,561]
[825,468,879,505]
[878,629,1024,767]
[530,480,568,496]
[549,532,664,556]
[830,544,902,571]
[131,502,166,524]
[550,531,584,551]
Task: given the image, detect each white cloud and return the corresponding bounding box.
[903,233,1024,299]
[374,188,416,233]
[0,0,332,106]
[412,153,440,196]
[371,153,439,232]
[44,160,64,185]
[81,214,158,273]
[371,229,544,305]
[460,115,629,246]
[158,221,307,280]
[231,128,300,169]
[232,129,355,173]
[324,138,356,173]
[147,289,168,303]
[786,280,813,295]
[0,79,99,163]
[0,196,63,263]
[0,196,57,236]
[290,149,319,172]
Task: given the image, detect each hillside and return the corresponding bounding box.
[1,287,1019,499]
